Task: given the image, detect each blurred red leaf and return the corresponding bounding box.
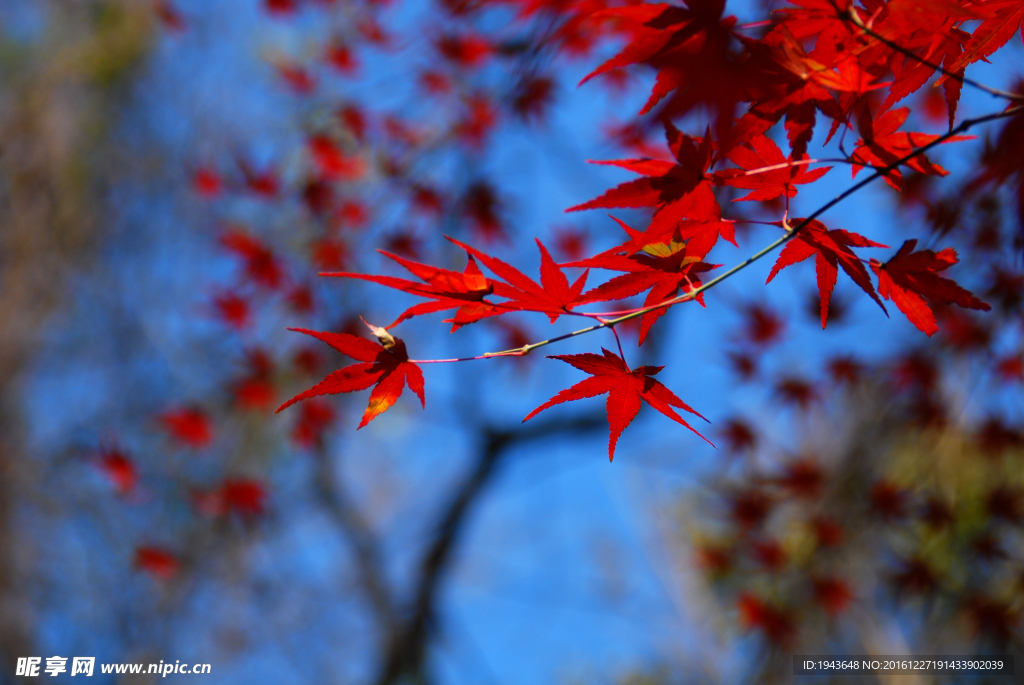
[160,408,213,449]
[524,348,711,460]
[135,547,181,580]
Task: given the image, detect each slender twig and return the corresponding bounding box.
[313,444,396,633]
[845,9,1024,103]
[410,103,1023,364]
[373,416,603,685]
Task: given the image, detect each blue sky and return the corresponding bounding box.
[15,1,1024,682]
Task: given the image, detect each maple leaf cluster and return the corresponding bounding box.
[86,0,1024,668]
[693,380,1024,656]
[264,0,1017,463]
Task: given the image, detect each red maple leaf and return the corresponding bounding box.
[870,239,991,335]
[192,166,222,197]
[850,107,972,189]
[737,593,795,646]
[436,32,492,68]
[884,27,970,130]
[767,219,888,328]
[567,123,722,232]
[160,407,213,448]
[945,0,1024,74]
[194,479,268,518]
[212,291,251,330]
[308,136,367,181]
[154,1,186,31]
[449,237,590,323]
[276,323,425,429]
[523,348,710,460]
[97,448,137,496]
[719,417,757,452]
[220,228,284,290]
[732,25,849,157]
[812,577,854,616]
[717,134,831,202]
[578,214,736,269]
[325,250,501,330]
[290,398,336,448]
[325,42,359,74]
[265,0,298,15]
[460,181,503,239]
[774,0,855,43]
[812,516,845,547]
[278,64,315,94]
[580,0,754,134]
[238,159,280,197]
[572,224,718,343]
[135,547,181,580]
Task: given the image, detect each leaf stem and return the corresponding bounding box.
[845,10,1024,104]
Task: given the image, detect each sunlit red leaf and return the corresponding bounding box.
[870,239,991,336]
[523,348,710,460]
[276,325,425,429]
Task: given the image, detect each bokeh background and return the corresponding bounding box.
[0,1,1022,683]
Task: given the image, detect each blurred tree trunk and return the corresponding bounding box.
[0,1,154,673]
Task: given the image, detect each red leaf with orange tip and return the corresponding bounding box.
[523,348,710,460]
[324,250,501,330]
[275,324,425,429]
[767,219,888,328]
[448,237,590,323]
[870,239,991,336]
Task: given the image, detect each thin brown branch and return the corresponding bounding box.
[844,9,1024,104]
[373,415,604,685]
[314,444,397,635]
[411,103,1024,364]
